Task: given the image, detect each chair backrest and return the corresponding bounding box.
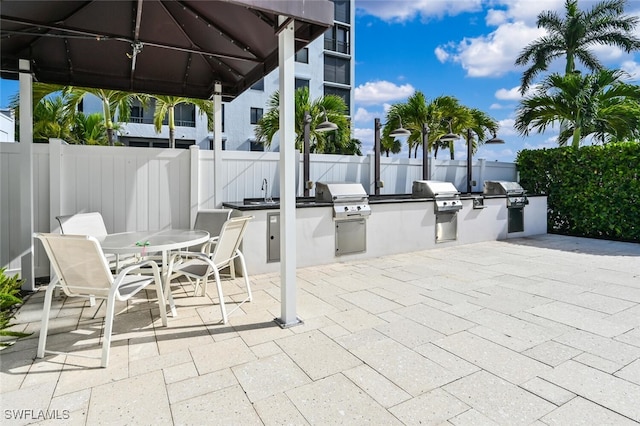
[211,216,252,267]
[56,212,109,237]
[194,209,233,237]
[35,233,113,298]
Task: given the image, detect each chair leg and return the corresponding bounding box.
[101,296,117,368]
[37,283,57,359]
[237,250,252,302]
[213,269,228,324]
[163,275,177,317]
[153,269,168,327]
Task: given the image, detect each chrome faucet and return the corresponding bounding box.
[261,178,273,203]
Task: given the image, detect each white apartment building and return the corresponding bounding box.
[0,109,15,142]
[115,0,354,151]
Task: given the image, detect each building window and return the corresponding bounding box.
[324,56,350,85]
[250,107,263,125]
[333,0,350,24]
[251,78,264,91]
[174,103,196,127]
[250,140,264,151]
[324,86,351,115]
[295,48,309,63]
[129,100,146,123]
[324,25,350,54]
[295,78,310,90]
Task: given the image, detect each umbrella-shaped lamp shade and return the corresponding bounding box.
[316,108,338,132]
[389,116,411,138]
[485,132,505,144]
[439,120,459,142]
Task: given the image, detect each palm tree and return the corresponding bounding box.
[514,69,640,147]
[254,87,349,153]
[31,95,74,143]
[64,87,141,145]
[464,108,499,158]
[150,96,214,148]
[515,0,640,95]
[70,112,108,145]
[383,92,429,159]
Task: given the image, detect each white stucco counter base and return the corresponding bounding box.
[226,195,547,274]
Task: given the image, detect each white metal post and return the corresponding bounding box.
[19,59,35,290]
[213,82,223,208]
[276,17,301,327]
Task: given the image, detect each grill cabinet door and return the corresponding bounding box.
[335,219,366,256]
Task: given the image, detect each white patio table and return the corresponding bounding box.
[98,229,210,316]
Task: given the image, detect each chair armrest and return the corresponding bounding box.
[117,259,160,277]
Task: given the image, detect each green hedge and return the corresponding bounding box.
[516,142,639,242]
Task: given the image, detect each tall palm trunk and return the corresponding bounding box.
[168,105,175,148]
[101,94,115,146]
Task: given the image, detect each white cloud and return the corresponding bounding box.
[354,81,415,105]
[356,0,482,23]
[621,60,640,81]
[498,118,518,136]
[495,86,523,101]
[354,127,375,155]
[489,103,504,109]
[353,107,377,123]
[438,22,546,77]
[434,46,449,63]
[488,1,564,25]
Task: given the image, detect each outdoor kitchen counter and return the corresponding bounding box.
[222,193,546,210]
[222,194,547,274]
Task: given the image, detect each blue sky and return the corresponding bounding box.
[2,0,640,162]
[352,0,640,161]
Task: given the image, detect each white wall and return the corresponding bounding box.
[0,142,520,278]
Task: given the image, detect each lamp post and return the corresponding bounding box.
[374,118,381,195]
[303,111,311,197]
[466,128,473,194]
[466,129,505,194]
[422,123,429,180]
[305,108,338,196]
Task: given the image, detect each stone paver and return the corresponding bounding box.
[2,235,639,425]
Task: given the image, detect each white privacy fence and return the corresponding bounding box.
[1,140,516,277]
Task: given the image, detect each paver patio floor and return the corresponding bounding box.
[2,234,639,425]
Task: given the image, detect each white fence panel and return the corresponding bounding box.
[220,150,281,202]
[310,153,370,193]
[379,157,422,194]
[58,144,191,233]
[0,143,22,275]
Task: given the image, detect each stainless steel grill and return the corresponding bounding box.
[483,181,528,233]
[412,180,463,243]
[412,180,463,213]
[315,182,370,256]
[315,182,371,220]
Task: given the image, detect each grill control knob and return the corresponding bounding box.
[344,206,349,211]
[357,206,361,210]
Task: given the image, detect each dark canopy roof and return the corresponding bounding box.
[1,0,333,100]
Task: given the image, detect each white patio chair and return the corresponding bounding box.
[35,233,168,368]
[56,212,134,271]
[165,216,253,324]
[193,209,235,276]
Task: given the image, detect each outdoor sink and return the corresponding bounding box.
[244,199,278,206]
